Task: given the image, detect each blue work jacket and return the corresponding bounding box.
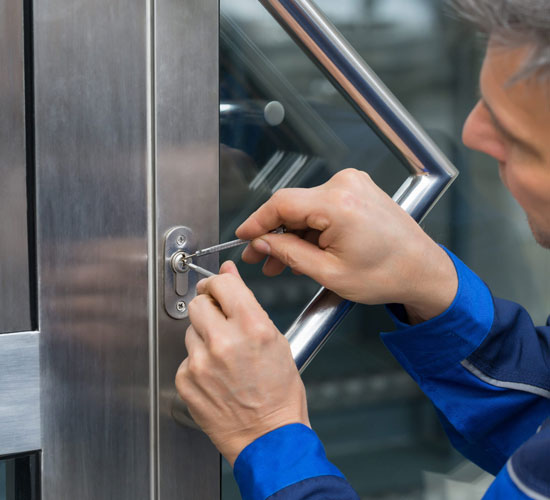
[232,248,550,500]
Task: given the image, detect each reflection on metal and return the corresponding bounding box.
[220,100,285,127]
[286,288,355,372]
[255,0,459,372]
[0,332,40,456]
[0,0,32,333]
[171,393,200,430]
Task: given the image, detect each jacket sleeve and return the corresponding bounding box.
[482,418,550,499]
[381,247,550,475]
[233,424,360,500]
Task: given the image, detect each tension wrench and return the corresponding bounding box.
[186,261,216,278]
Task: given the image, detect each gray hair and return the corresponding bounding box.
[450,0,550,80]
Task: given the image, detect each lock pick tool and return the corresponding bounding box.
[183,226,286,277]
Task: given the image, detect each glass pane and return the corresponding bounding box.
[219,0,550,498]
[0,454,40,500]
[220,3,408,334]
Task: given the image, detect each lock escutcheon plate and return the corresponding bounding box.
[164,227,197,319]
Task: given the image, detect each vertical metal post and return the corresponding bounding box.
[155,0,221,497]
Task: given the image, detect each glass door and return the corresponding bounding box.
[217,0,550,499]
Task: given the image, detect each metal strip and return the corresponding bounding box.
[0,331,40,456]
[146,0,159,496]
[254,0,459,371]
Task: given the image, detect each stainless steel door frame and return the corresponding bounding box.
[34,0,219,498]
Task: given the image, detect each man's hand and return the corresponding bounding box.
[237,168,458,323]
[175,261,310,465]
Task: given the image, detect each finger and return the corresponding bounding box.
[262,256,286,276]
[236,188,331,240]
[188,294,227,343]
[241,243,267,264]
[250,232,336,283]
[175,358,202,405]
[196,272,261,319]
[325,168,373,191]
[219,260,240,277]
[184,325,206,356]
[175,358,190,389]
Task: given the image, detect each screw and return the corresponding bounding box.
[176,301,187,313]
[176,235,186,247]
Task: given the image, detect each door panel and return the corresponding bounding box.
[34,0,153,497]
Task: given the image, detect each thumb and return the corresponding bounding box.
[252,233,333,283]
[219,260,241,278]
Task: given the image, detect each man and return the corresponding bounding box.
[176,1,550,498]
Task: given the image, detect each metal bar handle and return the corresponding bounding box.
[254,0,459,372]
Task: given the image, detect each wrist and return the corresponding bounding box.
[403,245,458,325]
[215,414,311,466]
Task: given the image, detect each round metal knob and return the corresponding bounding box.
[264,100,285,126]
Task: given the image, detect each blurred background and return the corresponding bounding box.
[217,0,550,498]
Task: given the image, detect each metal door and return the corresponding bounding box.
[2,0,220,498]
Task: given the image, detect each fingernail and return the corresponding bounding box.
[252,238,271,255]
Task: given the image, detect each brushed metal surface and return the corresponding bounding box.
[156,0,220,497]
[35,1,152,498]
[0,0,32,333]
[0,332,40,456]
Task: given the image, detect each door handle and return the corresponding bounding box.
[256,0,458,373]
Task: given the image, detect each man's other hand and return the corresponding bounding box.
[237,168,458,323]
[175,261,310,465]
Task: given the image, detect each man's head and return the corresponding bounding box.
[452,0,550,248]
